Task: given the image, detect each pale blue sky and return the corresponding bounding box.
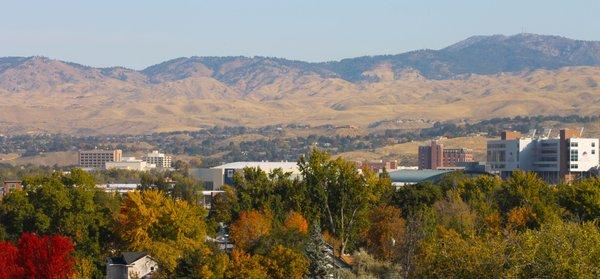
[1,0,599,69]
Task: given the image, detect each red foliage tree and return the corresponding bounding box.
[17,233,75,279]
[0,241,24,278]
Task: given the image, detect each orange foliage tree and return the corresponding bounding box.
[229,210,272,250]
[283,211,309,234]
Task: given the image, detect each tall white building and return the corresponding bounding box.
[487,129,599,183]
[143,151,172,168]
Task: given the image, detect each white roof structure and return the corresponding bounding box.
[212,161,298,171]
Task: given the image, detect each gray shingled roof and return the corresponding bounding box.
[110,251,148,265]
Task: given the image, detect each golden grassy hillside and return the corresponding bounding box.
[1,65,600,135]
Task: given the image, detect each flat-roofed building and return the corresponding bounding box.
[143,150,172,168]
[189,161,299,190]
[105,157,156,171]
[487,129,599,183]
[356,160,398,173]
[418,140,474,170]
[79,149,122,169]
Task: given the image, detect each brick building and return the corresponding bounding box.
[418,140,474,170]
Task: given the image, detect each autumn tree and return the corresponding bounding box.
[364,205,405,261]
[18,233,76,279]
[261,245,309,279]
[175,245,230,279]
[227,249,268,279]
[0,241,22,278]
[283,211,309,234]
[229,210,272,251]
[117,189,207,274]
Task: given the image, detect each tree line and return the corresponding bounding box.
[1,149,599,278]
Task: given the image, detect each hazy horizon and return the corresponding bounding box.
[2,0,599,69]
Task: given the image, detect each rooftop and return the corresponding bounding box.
[212,161,298,170]
[388,169,455,183]
[109,251,147,265]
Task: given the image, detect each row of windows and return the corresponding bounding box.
[570,141,596,147]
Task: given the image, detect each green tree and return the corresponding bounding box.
[556,177,600,222]
[496,171,558,229]
[1,170,119,278]
[507,220,600,278]
[299,149,384,254]
[392,182,443,217]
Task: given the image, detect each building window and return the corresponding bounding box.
[570,149,578,161]
[593,142,596,147]
[570,164,578,169]
[226,169,234,178]
[593,150,596,155]
[570,142,578,147]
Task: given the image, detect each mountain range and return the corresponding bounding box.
[2,33,600,135]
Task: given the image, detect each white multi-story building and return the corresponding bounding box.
[143,150,172,168]
[189,161,300,190]
[487,129,599,183]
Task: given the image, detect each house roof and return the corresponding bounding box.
[110,252,148,265]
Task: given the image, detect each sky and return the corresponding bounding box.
[1,0,599,69]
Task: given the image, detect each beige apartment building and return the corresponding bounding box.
[143,150,172,168]
[78,149,122,169]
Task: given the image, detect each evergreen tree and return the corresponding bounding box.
[305,222,332,279]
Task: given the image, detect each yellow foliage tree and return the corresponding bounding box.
[116,190,207,273]
[262,245,309,279]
